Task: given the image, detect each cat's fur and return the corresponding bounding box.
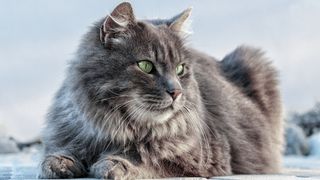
[39,2,283,179]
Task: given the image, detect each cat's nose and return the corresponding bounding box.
[167,89,182,101]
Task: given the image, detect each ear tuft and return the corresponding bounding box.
[169,7,193,35]
[100,2,136,45]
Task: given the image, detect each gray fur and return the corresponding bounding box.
[39,2,283,179]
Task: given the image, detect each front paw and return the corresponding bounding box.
[39,154,86,178]
[90,156,138,180]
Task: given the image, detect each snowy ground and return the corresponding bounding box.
[284,156,320,170]
[0,145,40,179]
[1,146,320,179]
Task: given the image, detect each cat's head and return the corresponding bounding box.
[75,2,198,126]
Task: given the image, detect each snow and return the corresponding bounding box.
[0,140,320,179]
[309,133,320,157]
[285,123,309,156]
[1,148,320,179]
[0,145,40,179]
[0,136,19,154]
[0,145,40,167]
[284,156,320,169]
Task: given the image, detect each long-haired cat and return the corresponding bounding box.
[39,2,283,179]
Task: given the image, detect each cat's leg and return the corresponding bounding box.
[90,155,142,180]
[38,152,87,178]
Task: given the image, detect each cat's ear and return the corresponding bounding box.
[168,7,193,35]
[100,2,136,45]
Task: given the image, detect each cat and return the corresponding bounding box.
[39,2,283,179]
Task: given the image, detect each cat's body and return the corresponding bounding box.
[39,2,283,179]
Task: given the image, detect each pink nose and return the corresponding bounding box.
[167,89,182,100]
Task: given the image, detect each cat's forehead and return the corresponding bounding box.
[135,22,184,64]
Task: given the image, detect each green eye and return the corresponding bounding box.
[176,64,184,75]
[137,60,153,74]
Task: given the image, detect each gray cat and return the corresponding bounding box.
[39,2,283,179]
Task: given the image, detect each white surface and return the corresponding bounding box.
[1,149,320,179]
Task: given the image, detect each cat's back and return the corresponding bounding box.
[190,46,282,121]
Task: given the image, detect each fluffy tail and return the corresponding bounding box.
[220,46,281,118]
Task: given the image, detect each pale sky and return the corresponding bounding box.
[1,0,320,141]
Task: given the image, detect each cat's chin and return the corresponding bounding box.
[144,101,184,124]
[149,110,174,124]
[136,106,175,125]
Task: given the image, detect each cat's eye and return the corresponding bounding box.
[176,64,184,75]
[137,60,153,74]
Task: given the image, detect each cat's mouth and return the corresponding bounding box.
[147,102,173,112]
[140,94,184,112]
[139,97,173,110]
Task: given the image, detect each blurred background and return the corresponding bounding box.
[0,0,320,171]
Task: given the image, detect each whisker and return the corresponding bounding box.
[183,105,211,168]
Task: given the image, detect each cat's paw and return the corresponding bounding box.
[90,156,138,180]
[38,154,86,179]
